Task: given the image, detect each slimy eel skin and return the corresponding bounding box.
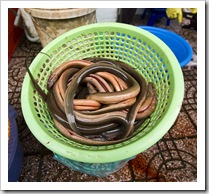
[25,57,157,145]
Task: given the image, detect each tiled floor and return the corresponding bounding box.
[8,14,197,182]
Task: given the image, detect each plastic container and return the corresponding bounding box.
[139,26,193,67]
[8,104,23,182]
[25,8,96,47]
[141,8,171,26]
[21,23,184,176]
[53,153,135,177]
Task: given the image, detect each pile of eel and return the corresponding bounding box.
[26,58,157,145]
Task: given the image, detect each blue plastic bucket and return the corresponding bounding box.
[8,104,23,182]
[139,26,193,67]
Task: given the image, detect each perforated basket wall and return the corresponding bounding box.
[21,23,184,163]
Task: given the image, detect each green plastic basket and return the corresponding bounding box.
[21,23,184,164]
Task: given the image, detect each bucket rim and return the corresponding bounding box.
[25,8,96,19]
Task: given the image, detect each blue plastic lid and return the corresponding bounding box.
[139,26,193,67]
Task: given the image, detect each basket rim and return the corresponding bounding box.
[21,22,184,163]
